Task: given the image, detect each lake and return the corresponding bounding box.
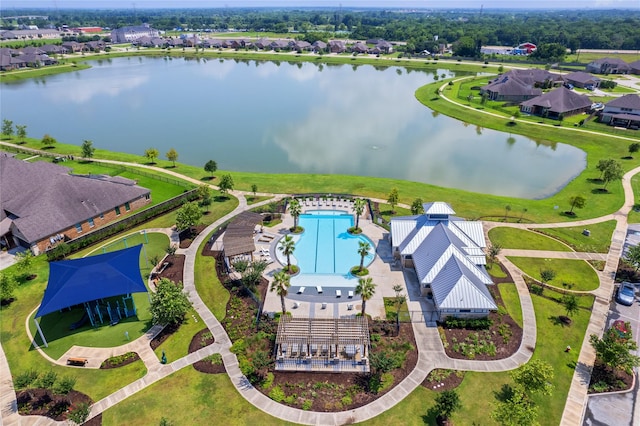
[0,56,586,199]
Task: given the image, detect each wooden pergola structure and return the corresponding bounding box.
[221,211,264,264]
[274,317,371,372]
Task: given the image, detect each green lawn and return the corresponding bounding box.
[194,230,230,321]
[383,297,411,322]
[498,283,523,328]
[507,257,600,291]
[629,174,640,224]
[0,255,147,401]
[152,308,206,362]
[533,220,616,253]
[488,228,571,251]
[486,262,507,278]
[100,367,295,426]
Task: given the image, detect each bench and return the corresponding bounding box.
[67,357,88,366]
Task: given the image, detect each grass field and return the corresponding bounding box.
[194,230,230,320]
[533,220,616,253]
[507,257,600,291]
[498,283,523,328]
[152,308,206,362]
[488,227,571,251]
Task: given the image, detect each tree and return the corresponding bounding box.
[0,273,16,304]
[251,184,258,197]
[562,294,579,318]
[539,268,556,284]
[452,35,477,57]
[145,147,159,164]
[410,198,424,215]
[568,195,586,215]
[488,243,502,267]
[204,160,217,178]
[240,260,268,289]
[392,284,406,334]
[166,148,178,167]
[624,244,640,272]
[628,142,640,158]
[590,327,640,374]
[218,173,234,196]
[504,204,511,221]
[81,140,95,160]
[602,160,623,190]
[431,389,462,423]
[519,207,528,223]
[175,201,202,232]
[530,42,567,61]
[15,250,35,280]
[41,134,57,148]
[149,278,192,326]
[357,240,371,272]
[2,119,13,138]
[596,158,616,180]
[278,234,296,271]
[16,124,27,143]
[511,359,554,396]
[197,184,212,212]
[355,277,376,316]
[270,270,291,314]
[288,198,302,230]
[491,387,539,426]
[387,188,399,214]
[353,198,366,230]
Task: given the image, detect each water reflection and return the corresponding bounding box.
[0,57,585,199]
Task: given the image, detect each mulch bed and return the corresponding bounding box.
[588,362,635,393]
[421,369,466,392]
[150,323,180,350]
[155,254,185,284]
[179,225,207,249]
[440,285,523,361]
[190,328,226,374]
[16,389,92,422]
[99,352,140,369]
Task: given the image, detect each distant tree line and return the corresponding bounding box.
[2,8,639,52]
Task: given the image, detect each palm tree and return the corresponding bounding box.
[270,270,291,315]
[352,198,366,230]
[355,277,376,316]
[289,199,302,230]
[358,241,371,272]
[278,235,296,272]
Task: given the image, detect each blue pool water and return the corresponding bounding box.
[295,211,374,275]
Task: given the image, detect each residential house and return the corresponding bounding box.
[269,40,290,51]
[40,44,68,55]
[480,69,563,102]
[0,29,60,40]
[254,38,271,49]
[586,57,631,75]
[201,39,223,49]
[289,40,311,51]
[110,25,160,44]
[629,60,640,75]
[351,42,369,54]
[84,40,105,52]
[328,40,346,53]
[390,202,496,321]
[167,38,184,48]
[61,41,83,53]
[375,40,393,54]
[600,94,640,129]
[0,54,24,71]
[0,155,152,254]
[312,40,327,52]
[520,87,592,119]
[562,71,601,89]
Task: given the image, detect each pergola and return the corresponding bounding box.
[221,211,264,264]
[274,317,371,372]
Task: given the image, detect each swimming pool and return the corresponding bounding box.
[294,211,374,275]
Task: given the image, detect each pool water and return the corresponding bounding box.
[294,211,374,275]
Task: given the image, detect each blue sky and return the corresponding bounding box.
[2,0,638,10]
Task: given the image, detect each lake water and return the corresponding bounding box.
[0,56,586,198]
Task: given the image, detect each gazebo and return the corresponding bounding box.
[34,245,148,347]
[221,211,264,266]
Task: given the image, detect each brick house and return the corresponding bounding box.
[0,155,151,254]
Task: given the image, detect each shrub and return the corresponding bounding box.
[530,285,544,296]
[203,353,223,365]
[68,402,90,425]
[261,372,274,390]
[269,385,285,403]
[34,370,57,389]
[46,242,70,261]
[53,376,76,394]
[380,373,394,391]
[302,399,313,410]
[14,370,38,389]
[443,317,492,330]
[341,395,353,406]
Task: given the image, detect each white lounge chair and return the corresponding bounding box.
[347,304,354,310]
[316,286,323,293]
[348,291,354,298]
[297,287,306,294]
[336,290,342,297]
[321,302,327,309]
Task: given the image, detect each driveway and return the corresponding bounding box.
[583,283,640,426]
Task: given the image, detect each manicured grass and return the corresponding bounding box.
[377,204,412,223]
[152,308,205,362]
[533,220,616,253]
[0,62,91,82]
[246,195,272,205]
[565,52,640,63]
[629,174,640,224]
[486,263,507,278]
[383,297,411,322]
[507,257,600,291]
[0,256,147,402]
[489,227,571,251]
[498,283,523,328]
[194,239,230,321]
[100,367,293,426]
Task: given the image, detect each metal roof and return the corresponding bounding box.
[422,201,456,216]
[431,259,497,310]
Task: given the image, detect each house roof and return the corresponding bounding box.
[481,72,543,98]
[630,60,640,70]
[222,211,263,257]
[589,57,630,67]
[563,71,600,84]
[0,156,149,245]
[431,257,496,310]
[520,87,592,114]
[423,201,456,216]
[604,94,640,110]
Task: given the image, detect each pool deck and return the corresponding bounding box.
[260,205,405,321]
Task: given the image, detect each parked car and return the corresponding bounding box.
[616,282,636,306]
